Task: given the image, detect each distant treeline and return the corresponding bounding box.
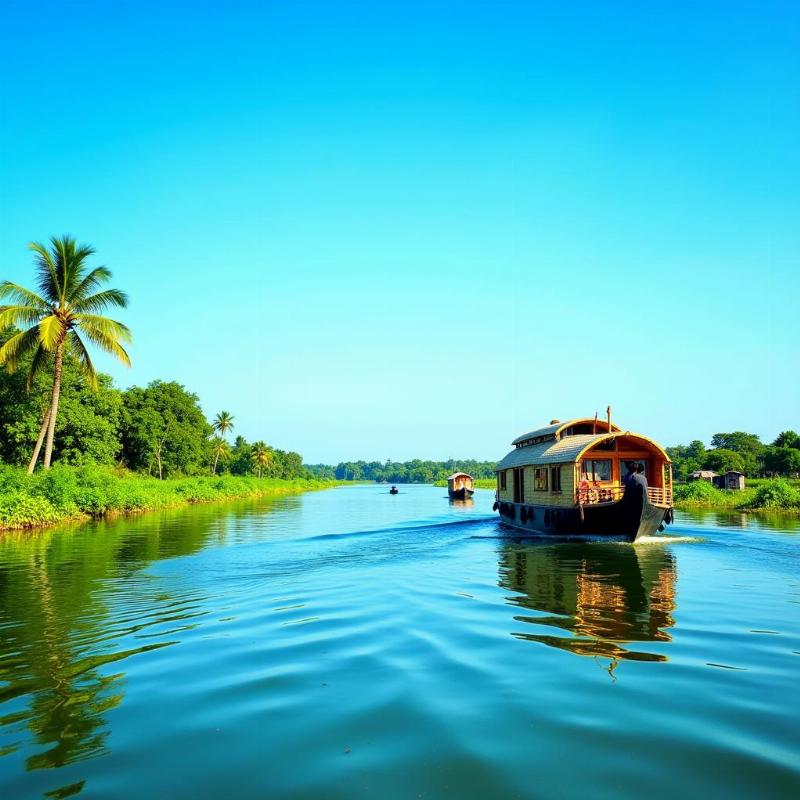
[305,460,498,484]
[305,429,800,485]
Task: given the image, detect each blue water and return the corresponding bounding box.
[1,485,799,799]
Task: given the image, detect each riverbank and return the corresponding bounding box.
[433,478,496,490]
[0,465,342,531]
[673,478,800,513]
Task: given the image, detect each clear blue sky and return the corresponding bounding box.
[1,1,798,463]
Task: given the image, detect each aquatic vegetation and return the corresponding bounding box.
[0,464,339,530]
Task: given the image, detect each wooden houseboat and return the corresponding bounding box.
[447,472,475,500]
[494,417,674,542]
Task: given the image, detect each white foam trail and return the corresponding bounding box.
[634,535,702,545]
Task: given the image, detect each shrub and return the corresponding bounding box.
[0,492,61,529]
[743,479,800,510]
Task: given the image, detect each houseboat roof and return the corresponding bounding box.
[498,434,609,470]
[511,417,621,446]
[447,472,473,480]
[497,429,671,471]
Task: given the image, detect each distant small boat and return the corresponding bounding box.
[447,472,474,500]
[389,485,399,495]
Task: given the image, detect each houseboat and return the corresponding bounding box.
[494,417,674,542]
[447,472,475,500]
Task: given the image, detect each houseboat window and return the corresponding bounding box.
[534,467,548,491]
[513,468,525,503]
[499,471,507,491]
[581,459,612,482]
[550,466,561,492]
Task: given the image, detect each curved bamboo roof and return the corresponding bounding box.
[447,472,473,480]
[497,430,670,470]
[511,417,621,446]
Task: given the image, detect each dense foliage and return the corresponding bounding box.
[667,430,800,480]
[672,477,800,511]
[0,464,336,530]
[0,328,307,480]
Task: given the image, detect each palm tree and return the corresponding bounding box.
[210,436,231,475]
[0,236,131,471]
[251,441,272,478]
[213,411,234,439]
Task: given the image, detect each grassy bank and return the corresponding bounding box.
[433,478,496,489]
[0,464,341,531]
[673,478,800,512]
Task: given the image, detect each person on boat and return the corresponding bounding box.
[623,462,645,504]
[633,463,648,494]
[623,462,638,494]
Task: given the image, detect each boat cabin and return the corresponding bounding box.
[495,417,673,509]
[447,472,474,499]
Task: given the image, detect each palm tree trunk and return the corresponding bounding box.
[213,452,219,475]
[27,407,51,474]
[42,344,64,470]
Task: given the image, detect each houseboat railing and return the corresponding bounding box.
[575,484,673,507]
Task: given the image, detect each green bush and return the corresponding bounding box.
[0,491,61,529]
[743,479,800,510]
[0,465,339,529]
[673,480,722,502]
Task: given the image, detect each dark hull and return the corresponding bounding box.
[495,497,670,542]
[448,487,475,500]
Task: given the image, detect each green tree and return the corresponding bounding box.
[763,446,800,476]
[666,440,707,481]
[709,432,765,475]
[0,329,123,466]
[704,448,746,475]
[773,430,800,449]
[213,411,234,439]
[0,236,131,471]
[229,435,253,476]
[120,381,212,478]
[210,436,231,474]
[251,441,272,478]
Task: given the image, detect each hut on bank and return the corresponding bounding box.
[715,471,745,490]
[688,470,718,483]
[688,469,746,490]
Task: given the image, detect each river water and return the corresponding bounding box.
[1,485,798,799]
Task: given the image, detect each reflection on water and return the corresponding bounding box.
[1,488,799,800]
[0,503,237,774]
[448,498,474,509]
[498,542,677,663]
[678,509,800,533]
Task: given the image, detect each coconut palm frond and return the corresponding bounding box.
[75,287,129,313]
[0,304,46,329]
[74,313,132,344]
[29,240,62,302]
[0,325,41,372]
[76,322,131,367]
[71,266,114,302]
[0,281,50,309]
[38,315,64,351]
[68,331,99,389]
